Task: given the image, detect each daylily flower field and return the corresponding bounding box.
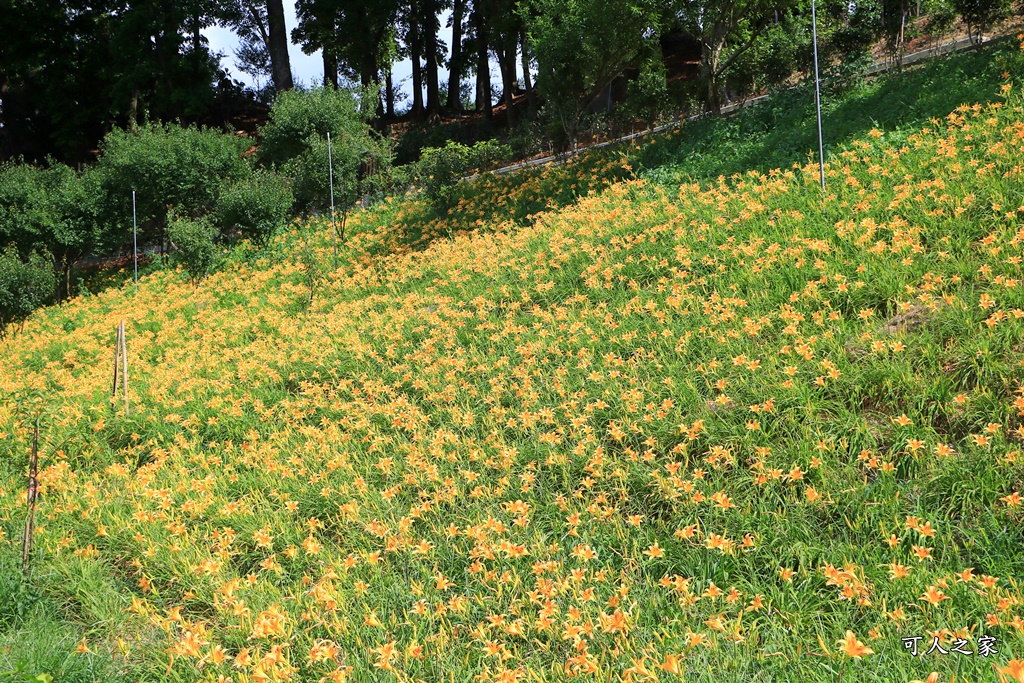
[2,45,1024,683]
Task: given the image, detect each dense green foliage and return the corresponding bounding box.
[216,171,295,247]
[258,87,373,166]
[952,0,1014,43]
[0,162,105,300]
[0,0,251,164]
[97,124,252,231]
[526,0,662,146]
[166,214,219,286]
[0,247,56,337]
[416,139,514,210]
[259,87,393,214]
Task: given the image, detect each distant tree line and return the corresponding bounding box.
[1,0,1017,163]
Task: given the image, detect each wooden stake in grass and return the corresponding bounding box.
[121,319,129,416]
[21,419,39,576]
[111,320,129,415]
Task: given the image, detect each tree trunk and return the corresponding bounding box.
[151,3,175,116]
[495,35,517,127]
[192,10,203,74]
[446,0,465,111]
[386,66,395,118]
[266,0,294,91]
[324,51,338,88]
[520,31,536,119]
[423,0,441,116]
[409,4,425,119]
[473,6,492,119]
[64,261,71,302]
[701,34,724,115]
[130,88,139,133]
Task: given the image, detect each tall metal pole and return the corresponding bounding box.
[811,0,826,191]
[132,190,139,293]
[327,131,337,269]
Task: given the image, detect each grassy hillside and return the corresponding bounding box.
[1,39,1024,683]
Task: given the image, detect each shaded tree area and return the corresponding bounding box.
[4,0,1009,165]
[0,0,271,164]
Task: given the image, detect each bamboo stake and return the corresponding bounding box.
[111,323,121,405]
[21,419,39,575]
[120,319,129,415]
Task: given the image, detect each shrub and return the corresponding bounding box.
[260,87,393,218]
[506,121,546,160]
[281,134,353,214]
[416,140,513,212]
[0,246,56,336]
[216,170,294,248]
[259,86,375,167]
[166,214,219,286]
[96,123,251,240]
[951,0,1012,44]
[0,162,106,300]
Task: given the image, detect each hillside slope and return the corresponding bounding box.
[2,50,1024,683]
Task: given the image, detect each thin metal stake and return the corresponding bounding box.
[132,190,138,293]
[811,0,826,191]
[327,131,337,269]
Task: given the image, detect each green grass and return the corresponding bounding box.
[636,36,1023,182]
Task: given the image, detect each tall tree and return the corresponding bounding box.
[293,0,398,102]
[1,0,227,163]
[292,0,338,86]
[487,0,521,127]
[471,0,493,119]
[423,0,443,117]
[671,0,788,114]
[222,1,275,91]
[404,0,426,118]
[520,30,537,119]
[527,0,661,147]
[266,0,295,90]
[446,0,467,111]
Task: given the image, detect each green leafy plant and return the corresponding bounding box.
[0,247,56,337]
[216,170,294,248]
[166,213,219,286]
[96,123,250,247]
[415,139,513,212]
[0,162,105,301]
[259,86,393,226]
[950,0,1012,44]
[527,0,662,148]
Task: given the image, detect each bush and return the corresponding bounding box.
[280,134,352,214]
[97,123,251,238]
[0,246,56,336]
[416,140,514,212]
[166,214,218,286]
[259,87,375,167]
[260,87,393,216]
[216,170,294,248]
[951,0,1012,44]
[393,120,477,167]
[506,121,546,160]
[0,162,106,299]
